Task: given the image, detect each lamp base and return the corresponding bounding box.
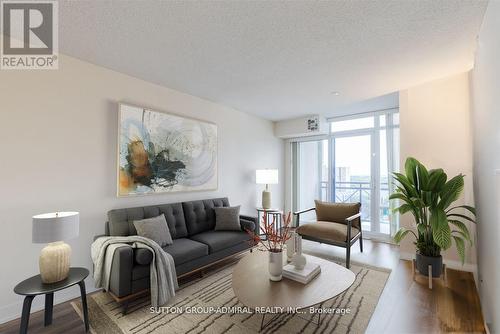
[262,189,272,209]
[39,241,71,284]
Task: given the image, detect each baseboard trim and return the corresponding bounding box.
[399,252,478,284]
[0,283,98,325]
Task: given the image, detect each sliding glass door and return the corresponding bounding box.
[292,139,329,221]
[291,110,399,239]
[332,133,373,233]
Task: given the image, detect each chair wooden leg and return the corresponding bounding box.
[359,234,363,253]
[346,246,351,269]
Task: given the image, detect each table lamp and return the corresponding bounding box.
[32,212,79,283]
[256,169,278,209]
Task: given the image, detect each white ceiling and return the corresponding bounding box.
[59,0,487,121]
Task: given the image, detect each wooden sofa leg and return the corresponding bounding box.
[122,301,129,316]
[359,235,363,253]
[346,246,351,269]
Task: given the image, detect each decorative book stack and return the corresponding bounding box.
[283,261,321,284]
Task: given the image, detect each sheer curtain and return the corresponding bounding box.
[385,113,400,236]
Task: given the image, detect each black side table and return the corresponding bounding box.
[14,267,89,334]
[256,208,283,236]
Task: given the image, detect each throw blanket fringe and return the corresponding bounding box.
[91,236,178,307]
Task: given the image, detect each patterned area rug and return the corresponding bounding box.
[72,253,389,334]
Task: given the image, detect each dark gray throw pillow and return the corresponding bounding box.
[214,206,241,231]
[133,214,173,247]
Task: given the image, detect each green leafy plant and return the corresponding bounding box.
[391,157,476,263]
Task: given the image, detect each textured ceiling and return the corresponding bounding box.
[58,0,487,121]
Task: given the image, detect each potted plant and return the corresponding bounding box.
[390,157,476,277]
[246,212,292,281]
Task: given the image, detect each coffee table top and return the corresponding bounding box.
[232,251,355,310]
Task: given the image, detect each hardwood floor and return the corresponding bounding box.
[302,239,485,333]
[0,240,485,334]
[0,300,87,334]
[367,261,485,333]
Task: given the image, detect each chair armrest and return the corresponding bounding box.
[293,207,316,215]
[345,213,361,241]
[109,246,133,298]
[293,207,315,227]
[345,212,361,222]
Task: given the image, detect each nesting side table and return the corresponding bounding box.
[14,267,89,334]
[255,208,283,235]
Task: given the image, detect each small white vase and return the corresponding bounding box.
[285,231,296,262]
[292,235,307,270]
[268,250,283,281]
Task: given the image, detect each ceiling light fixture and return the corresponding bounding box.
[331,91,340,96]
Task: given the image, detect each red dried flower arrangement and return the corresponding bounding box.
[246,211,293,252]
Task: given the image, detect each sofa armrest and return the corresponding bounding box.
[240,214,257,223]
[240,215,258,234]
[109,246,133,298]
[134,248,153,265]
[93,234,107,242]
[240,218,256,234]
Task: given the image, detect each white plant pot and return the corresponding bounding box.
[268,250,283,281]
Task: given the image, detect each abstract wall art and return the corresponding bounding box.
[118,104,217,196]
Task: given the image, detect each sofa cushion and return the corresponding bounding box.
[133,214,173,247]
[314,200,361,229]
[214,206,241,231]
[190,230,251,253]
[108,207,143,236]
[183,198,229,235]
[146,203,188,239]
[162,238,209,266]
[108,202,188,238]
[296,221,360,243]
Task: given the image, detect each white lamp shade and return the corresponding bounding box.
[256,169,279,185]
[32,212,79,244]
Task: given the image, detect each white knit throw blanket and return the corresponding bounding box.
[91,236,178,307]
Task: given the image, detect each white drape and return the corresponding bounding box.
[385,113,400,236]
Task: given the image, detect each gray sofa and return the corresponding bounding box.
[102,197,257,305]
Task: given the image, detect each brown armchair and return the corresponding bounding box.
[293,200,363,269]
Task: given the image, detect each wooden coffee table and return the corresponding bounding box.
[232,251,355,330]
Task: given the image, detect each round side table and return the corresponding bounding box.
[256,208,283,236]
[14,267,89,334]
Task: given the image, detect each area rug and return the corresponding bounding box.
[72,254,390,334]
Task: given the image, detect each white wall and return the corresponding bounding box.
[0,55,284,323]
[399,72,476,268]
[470,1,500,330]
